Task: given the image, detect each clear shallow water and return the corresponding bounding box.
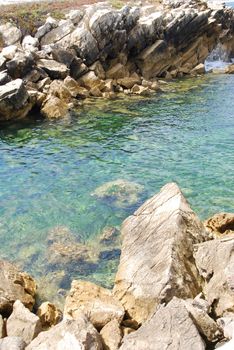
[0,74,233,304]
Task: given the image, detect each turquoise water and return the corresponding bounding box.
[0,74,233,304]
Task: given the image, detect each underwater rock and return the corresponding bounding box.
[92,179,144,208]
[204,212,234,236]
[113,182,208,324]
[64,280,125,330]
[0,259,36,316]
[99,227,120,246]
[37,302,62,330]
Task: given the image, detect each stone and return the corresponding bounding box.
[131,84,151,95]
[41,20,74,46]
[37,59,69,79]
[51,48,75,68]
[78,71,103,90]
[106,64,129,80]
[41,96,69,119]
[90,86,102,97]
[22,36,39,52]
[64,280,125,330]
[119,298,205,350]
[92,179,144,208]
[35,17,58,40]
[0,23,22,46]
[7,300,42,345]
[64,76,89,98]
[65,9,84,25]
[0,55,6,71]
[100,319,123,350]
[190,63,205,75]
[70,58,88,80]
[99,227,120,246]
[0,79,33,122]
[26,314,102,350]
[113,182,208,324]
[6,52,34,79]
[225,64,234,74]
[217,314,234,339]
[204,213,234,236]
[194,236,234,317]
[48,80,72,101]
[0,71,11,86]
[0,315,6,338]
[0,337,26,350]
[37,302,62,329]
[1,45,17,60]
[117,76,142,89]
[90,61,106,80]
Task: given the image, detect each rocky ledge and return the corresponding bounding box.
[0,182,233,349]
[0,0,234,121]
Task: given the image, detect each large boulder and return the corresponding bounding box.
[64,280,125,330]
[40,20,75,46]
[26,314,102,350]
[119,298,205,350]
[0,79,33,122]
[113,182,208,323]
[37,59,69,79]
[194,235,234,317]
[6,52,35,79]
[7,300,42,345]
[0,23,22,46]
[0,260,36,316]
[41,96,69,119]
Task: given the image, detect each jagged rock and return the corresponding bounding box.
[113,182,208,324]
[64,76,89,98]
[0,260,36,316]
[0,23,22,46]
[37,302,62,329]
[6,52,34,79]
[41,96,69,119]
[106,64,129,79]
[26,314,102,350]
[194,236,234,317]
[117,76,141,89]
[92,179,144,208]
[100,319,123,350]
[190,63,205,75]
[119,298,205,350]
[0,79,33,122]
[37,59,69,79]
[48,80,72,101]
[22,36,39,52]
[7,300,42,345]
[1,45,17,60]
[64,280,125,330]
[70,58,88,79]
[0,337,26,350]
[51,48,75,67]
[217,314,234,339]
[204,213,234,236]
[65,9,84,25]
[0,315,6,338]
[0,71,11,86]
[35,16,58,40]
[41,20,75,46]
[131,84,151,95]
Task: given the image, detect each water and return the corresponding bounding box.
[0,74,233,305]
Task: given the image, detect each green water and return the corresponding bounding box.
[0,74,233,304]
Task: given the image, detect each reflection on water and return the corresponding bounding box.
[0,74,233,305]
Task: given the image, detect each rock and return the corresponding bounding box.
[204,213,234,236]
[51,48,75,68]
[64,280,125,330]
[90,61,106,80]
[1,45,17,60]
[100,319,123,350]
[37,302,62,329]
[194,235,234,317]
[70,58,88,80]
[64,76,89,98]
[22,36,39,52]
[0,337,26,350]
[48,80,72,101]
[0,55,6,71]
[0,79,33,122]
[0,23,22,46]
[117,76,141,89]
[119,298,205,350]
[99,227,120,246]
[90,86,102,97]
[26,314,102,350]
[37,59,69,79]
[113,182,208,324]
[0,315,6,338]
[65,9,84,25]
[7,300,42,345]
[41,20,75,46]
[6,52,34,79]
[35,17,58,40]
[41,96,69,119]
[184,299,222,342]
[225,64,234,74]
[92,179,144,208]
[217,314,234,339]
[131,84,151,95]
[0,71,11,86]
[190,63,205,75]
[78,71,103,90]
[106,64,129,80]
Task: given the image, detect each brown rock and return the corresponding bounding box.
[106,64,129,80]
[117,76,141,89]
[64,280,125,330]
[100,319,123,350]
[190,63,205,75]
[204,213,234,236]
[0,315,6,338]
[37,302,62,329]
[48,80,72,101]
[131,84,151,95]
[113,183,208,324]
[64,76,89,98]
[41,96,69,119]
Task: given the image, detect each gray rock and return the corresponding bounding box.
[0,23,22,46]
[51,48,76,67]
[22,36,39,52]
[7,300,42,345]
[0,71,11,86]
[0,80,34,122]
[194,235,234,317]
[40,20,75,46]
[65,9,84,25]
[119,298,205,350]
[0,337,26,350]
[37,59,69,79]
[0,55,6,71]
[113,182,208,323]
[6,52,34,79]
[1,45,18,60]
[35,16,58,40]
[26,314,102,350]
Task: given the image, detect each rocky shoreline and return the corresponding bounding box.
[0,0,234,122]
[0,183,233,349]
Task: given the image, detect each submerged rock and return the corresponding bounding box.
[92,179,144,208]
[64,280,125,330]
[113,182,208,323]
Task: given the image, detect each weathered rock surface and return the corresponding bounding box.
[64,280,125,329]
[26,314,102,350]
[0,260,36,316]
[100,319,123,350]
[0,315,6,338]
[0,336,26,350]
[37,302,62,329]
[119,297,205,350]
[113,182,208,323]
[0,23,22,46]
[7,300,42,345]
[41,95,69,119]
[194,235,234,317]
[204,212,234,236]
[37,59,69,79]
